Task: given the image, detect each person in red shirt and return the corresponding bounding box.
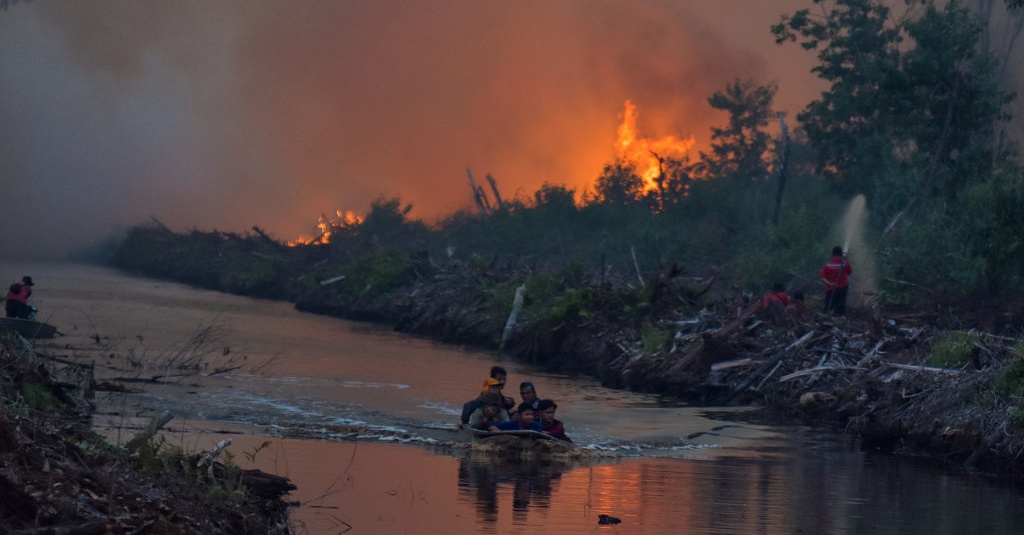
[5,276,34,319]
[820,246,852,315]
[761,282,791,323]
[762,283,790,310]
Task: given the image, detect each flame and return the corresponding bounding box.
[286,210,364,246]
[614,100,694,190]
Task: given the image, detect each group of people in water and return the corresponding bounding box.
[459,366,572,443]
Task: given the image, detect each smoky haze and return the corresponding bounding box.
[0,0,846,259]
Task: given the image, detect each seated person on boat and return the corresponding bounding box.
[489,402,542,432]
[537,399,572,443]
[466,394,510,431]
[460,377,508,426]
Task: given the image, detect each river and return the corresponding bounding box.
[10,261,1024,534]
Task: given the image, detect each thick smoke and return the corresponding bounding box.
[2,0,824,259]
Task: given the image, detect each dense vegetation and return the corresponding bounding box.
[115,0,1024,309]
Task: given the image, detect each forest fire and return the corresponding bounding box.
[614,100,694,190]
[286,210,363,246]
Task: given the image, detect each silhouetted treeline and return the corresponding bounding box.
[114,0,1024,345]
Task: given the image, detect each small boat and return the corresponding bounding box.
[0,317,59,339]
[464,428,576,455]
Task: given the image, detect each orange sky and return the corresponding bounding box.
[0,1,859,258]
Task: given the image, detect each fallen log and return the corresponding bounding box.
[778,365,866,382]
[727,330,816,403]
[126,409,174,452]
[666,301,762,375]
[885,363,965,375]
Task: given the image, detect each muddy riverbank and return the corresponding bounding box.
[106,224,1024,481]
[0,330,295,534]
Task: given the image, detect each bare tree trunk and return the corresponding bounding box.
[485,174,505,210]
[772,113,789,226]
[466,168,490,214]
[500,283,526,351]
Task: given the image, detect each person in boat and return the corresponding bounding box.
[509,381,540,419]
[537,399,572,442]
[467,393,510,431]
[460,377,508,426]
[488,366,516,411]
[5,276,34,319]
[489,402,542,432]
[519,381,539,409]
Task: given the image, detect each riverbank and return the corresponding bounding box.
[0,331,295,534]
[107,224,1024,480]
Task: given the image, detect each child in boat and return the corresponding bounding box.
[489,403,542,432]
[467,394,510,431]
[537,399,572,442]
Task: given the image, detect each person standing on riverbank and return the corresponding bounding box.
[5,276,34,319]
[820,246,852,315]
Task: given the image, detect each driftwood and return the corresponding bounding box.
[126,409,174,452]
[710,357,759,371]
[885,362,965,375]
[727,330,815,403]
[198,438,232,468]
[667,301,762,375]
[319,275,346,286]
[778,365,866,382]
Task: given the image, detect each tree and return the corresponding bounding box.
[694,80,778,182]
[772,0,904,197]
[593,161,645,206]
[773,0,1011,218]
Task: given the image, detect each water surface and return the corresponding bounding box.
[13,261,1024,534]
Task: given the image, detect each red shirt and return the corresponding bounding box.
[820,256,852,288]
[542,419,572,442]
[6,282,30,304]
[762,291,790,309]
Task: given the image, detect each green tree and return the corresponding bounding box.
[593,161,645,205]
[772,0,903,198]
[773,0,1011,219]
[694,79,778,182]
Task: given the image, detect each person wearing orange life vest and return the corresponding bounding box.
[820,246,852,315]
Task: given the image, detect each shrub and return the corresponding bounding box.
[926,331,981,369]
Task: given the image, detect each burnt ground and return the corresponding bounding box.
[0,332,296,535]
